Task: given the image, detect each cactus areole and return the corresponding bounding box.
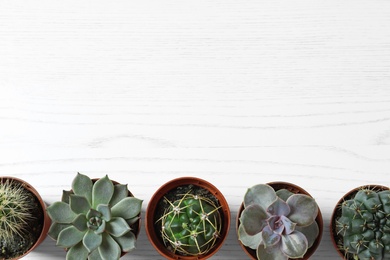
[146,177,230,260]
[331,185,390,260]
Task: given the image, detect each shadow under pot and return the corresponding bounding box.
[0,176,50,260]
[46,173,142,260]
[145,177,231,260]
[236,182,323,260]
[330,184,389,260]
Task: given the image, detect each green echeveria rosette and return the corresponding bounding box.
[238,184,320,260]
[46,173,143,260]
[335,187,390,260]
[159,192,222,256]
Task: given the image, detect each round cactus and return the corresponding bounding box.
[159,192,222,256]
[335,187,390,260]
[0,179,34,243]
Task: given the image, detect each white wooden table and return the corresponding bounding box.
[1,1,389,259]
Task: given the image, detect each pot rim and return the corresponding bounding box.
[329,184,389,259]
[145,176,231,260]
[236,181,323,260]
[0,176,51,260]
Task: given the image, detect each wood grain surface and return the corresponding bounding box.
[1,1,390,259]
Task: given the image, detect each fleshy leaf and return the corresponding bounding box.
[110,184,129,206]
[267,198,290,217]
[83,229,102,253]
[237,224,263,250]
[244,184,277,211]
[95,220,106,234]
[113,230,136,252]
[111,197,142,219]
[257,243,288,260]
[261,225,281,247]
[126,216,140,227]
[72,214,88,231]
[92,175,114,208]
[70,195,91,215]
[286,194,318,226]
[97,204,111,222]
[72,173,93,205]
[48,222,71,240]
[66,241,89,260]
[98,233,121,260]
[47,201,77,224]
[281,231,308,258]
[281,215,296,235]
[276,189,294,202]
[106,217,131,237]
[88,249,103,260]
[267,215,284,234]
[240,204,268,235]
[57,226,85,248]
[62,190,72,204]
[295,221,319,248]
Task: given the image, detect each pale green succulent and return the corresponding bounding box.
[47,173,142,260]
[238,184,320,260]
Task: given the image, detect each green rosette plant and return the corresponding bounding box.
[47,173,143,260]
[158,191,222,256]
[335,187,390,260]
[238,184,320,260]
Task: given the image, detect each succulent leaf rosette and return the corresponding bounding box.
[47,173,142,260]
[335,187,390,260]
[238,184,319,260]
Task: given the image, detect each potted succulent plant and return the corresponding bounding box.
[237,182,323,260]
[330,184,389,260]
[0,176,50,259]
[145,177,231,259]
[46,173,143,260]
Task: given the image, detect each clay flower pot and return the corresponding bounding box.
[0,176,50,260]
[330,185,390,259]
[236,182,323,260]
[145,177,231,260]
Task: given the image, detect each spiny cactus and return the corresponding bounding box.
[0,179,35,243]
[158,191,222,256]
[238,184,320,260]
[47,173,143,260]
[335,187,390,260]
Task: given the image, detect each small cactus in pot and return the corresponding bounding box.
[47,173,143,260]
[158,191,222,256]
[0,177,49,259]
[331,185,390,260]
[237,183,321,260]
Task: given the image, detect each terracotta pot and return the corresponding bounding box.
[145,177,231,260]
[330,184,389,259]
[0,176,50,260]
[236,182,323,260]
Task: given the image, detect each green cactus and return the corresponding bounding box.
[47,173,143,260]
[0,179,35,243]
[158,191,222,256]
[335,187,390,260]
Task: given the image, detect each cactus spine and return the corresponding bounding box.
[158,191,222,256]
[0,179,34,243]
[335,187,390,260]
